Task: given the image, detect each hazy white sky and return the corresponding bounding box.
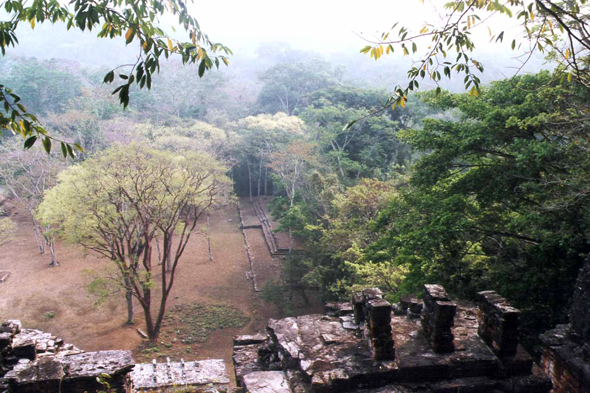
[190,0,522,55]
[5,0,546,77]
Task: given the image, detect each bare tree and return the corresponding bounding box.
[0,139,67,266]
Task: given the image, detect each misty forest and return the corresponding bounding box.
[1,0,590,392]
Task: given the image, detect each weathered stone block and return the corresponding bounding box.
[540,324,590,393]
[434,301,457,325]
[0,332,12,349]
[130,358,229,392]
[325,302,353,317]
[233,343,265,386]
[423,284,449,302]
[422,284,456,353]
[0,320,21,335]
[11,336,35,360]
[408,299,423,316]
[242,371,290,393]
[476,290,520,357]
[570,256,590,346]
[233,333,267,346]
[362,287,383,302]
[353,293,364,324]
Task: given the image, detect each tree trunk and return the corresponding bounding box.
[125,281,134,324]
[207,214,213,261]
[31,215,45,254]
[246,159,253,202]
[155,237,162,265]
[264,166,268,197]
[47,237,59,267]
[145,308,156,340]
[165,237,172,273]
[257,152,263,197]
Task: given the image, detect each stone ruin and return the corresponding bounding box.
[5,261,590,393]
[540,256,590,393]
[0,319,232,393]
[232,284,552,393]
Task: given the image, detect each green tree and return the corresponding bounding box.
[0,0,231,154]
[231,113,306,199]
[257,59,344,115]
[365,72,590,345]
[37,144,231,340]
[301,178,401,298]
[0,57,82,115]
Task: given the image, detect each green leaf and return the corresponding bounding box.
[24,135,37,149]
[42,137,51,153]
[103,71,114,83]
[343,120,357,131]
[198,59,206,77]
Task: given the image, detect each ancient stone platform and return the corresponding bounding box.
[0,320,232,393]
[232,286,551,393]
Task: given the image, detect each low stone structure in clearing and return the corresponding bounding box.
[232,285,552,393]
[0,320,231,393]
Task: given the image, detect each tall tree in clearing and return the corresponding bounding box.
[37,144,231,340]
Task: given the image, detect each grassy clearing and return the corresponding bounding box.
[136,302,249,362]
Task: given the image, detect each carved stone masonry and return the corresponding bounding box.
[476,290,520,357]
[421,284,457,353]
[357,288,395,361]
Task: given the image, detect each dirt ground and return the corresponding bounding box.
[0,202,322,385]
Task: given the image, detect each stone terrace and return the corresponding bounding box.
[0,320,233,393]
[232,285,551,393]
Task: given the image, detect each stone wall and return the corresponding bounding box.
[352,288,395,361]
[476,290,520,357]
[540,256,590,393]
[421,284,457,353]
[570,256,590,351]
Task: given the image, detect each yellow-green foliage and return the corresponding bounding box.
[346,260,411,298]
[232,112,306,136]
[0,217,16,247]
[134,121,231,156]
[37,143,230,249]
